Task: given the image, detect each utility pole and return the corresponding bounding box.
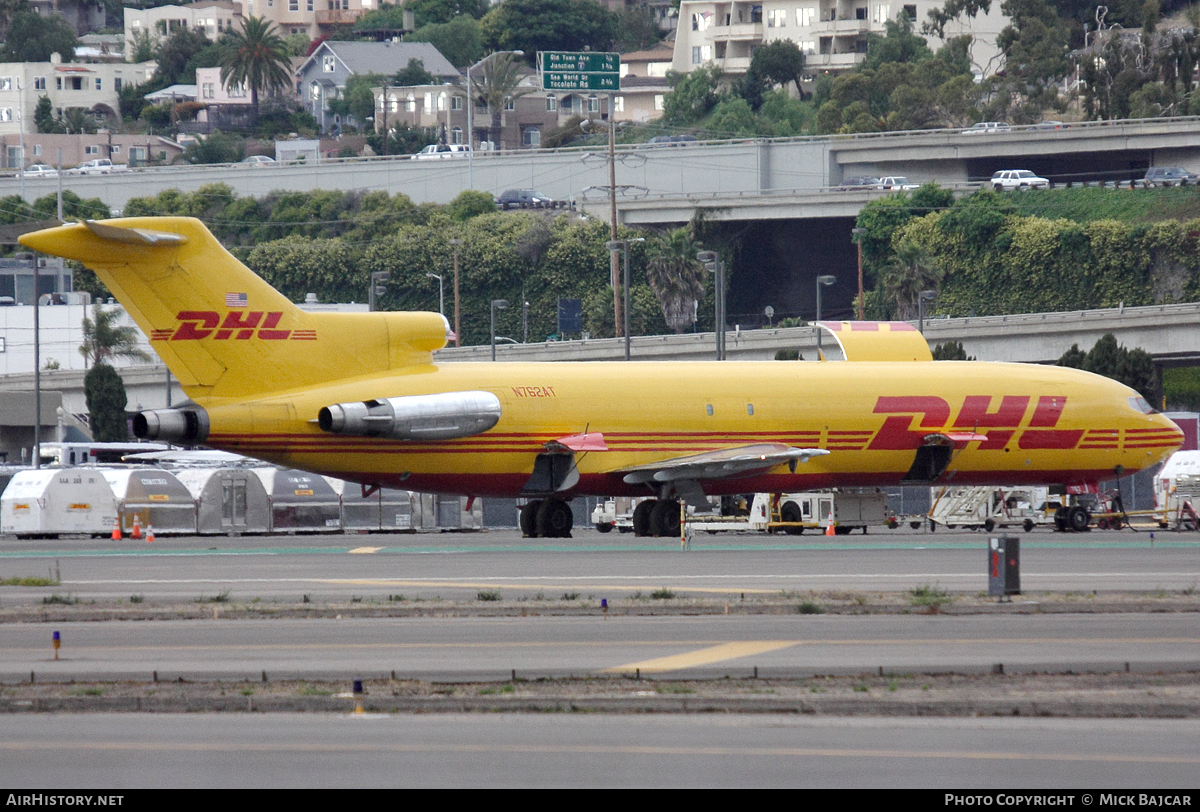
[607,94,620,340]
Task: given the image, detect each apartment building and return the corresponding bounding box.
[0,56,157,140]
[241,0,376,39]
[672,0,1007,80]
[125,0,378,55]
[124,1,245,58]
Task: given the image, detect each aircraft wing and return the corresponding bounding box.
[617,444,829,485]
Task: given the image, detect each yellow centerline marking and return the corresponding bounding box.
[603,641,799,674]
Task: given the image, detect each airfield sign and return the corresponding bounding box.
[540,51,620,92]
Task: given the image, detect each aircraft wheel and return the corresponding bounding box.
[1068,505,1090,532]
[537,499,573,538]
[1024,519,1035,533]
[780,501,803,535]
[651,499,681,537]
[632,500,656,537]
[910,521,922,529]
[983,519,995,532]
[519,501,541,537]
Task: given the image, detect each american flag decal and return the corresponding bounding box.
[225,292,248,308]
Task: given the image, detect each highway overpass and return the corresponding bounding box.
[436,301,1200,367]
[3,116,1199,223]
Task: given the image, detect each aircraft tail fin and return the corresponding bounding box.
[19,217,448,403]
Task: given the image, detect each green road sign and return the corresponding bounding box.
[543,51,619,73]
[544,72,620,91]
[540,51,620,91]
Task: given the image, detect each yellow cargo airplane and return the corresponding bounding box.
[20,217,1183,538]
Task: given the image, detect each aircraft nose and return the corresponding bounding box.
[1125,412,1185,470]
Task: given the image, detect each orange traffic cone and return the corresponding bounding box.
[824,513,836,537]
[110,518,121,541]
[131,514,142,540]
[145,523,155,544]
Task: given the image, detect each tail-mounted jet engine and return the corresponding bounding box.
[133,408,210,444]
[318,391,502,441]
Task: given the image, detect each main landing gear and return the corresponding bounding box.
[519,499,574,538]
[632,498,682,537]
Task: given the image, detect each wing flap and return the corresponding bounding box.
[619,443,829,484]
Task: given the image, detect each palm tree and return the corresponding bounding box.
[470,53,533,150]
[883,242,943,320]
[79,304,151,368]
[645,228,706,333]
[219,16,292,122]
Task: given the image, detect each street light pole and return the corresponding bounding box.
[606,239,640,361]
[815,274,836,357]
[490,299,507,361]
[449,238,462,346]
[369,271,389,312]
[851,227,867,320]
[697,251,726,361]
[425,273,444,315]
[918,289,938,334]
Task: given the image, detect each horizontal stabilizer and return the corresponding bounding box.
[619,443,829,484]
[83,220,189,247]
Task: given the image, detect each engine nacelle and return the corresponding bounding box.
[318,391,502,441]
[133,407,210,444]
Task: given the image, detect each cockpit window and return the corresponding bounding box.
[1129,396,1157,414]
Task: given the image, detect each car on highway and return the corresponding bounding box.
[71,158,124,175]
[962,121,1012,135]
[1032,120,1070,129]
[240,155,276,166]
[413,143,470,160]
[497,189,554,209]
[23,164,58,178]
[991,169,1050,190]
[877,175,920,190]
[1141,166,1200,187]
[646,134,698,146]
[836,176,882,190]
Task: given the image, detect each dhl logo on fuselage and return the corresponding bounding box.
[150,311,317,342]
[863,394,1175,453]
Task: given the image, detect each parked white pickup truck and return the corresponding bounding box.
[72,159,126,175]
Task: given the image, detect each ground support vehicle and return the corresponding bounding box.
[682,489,891,535]
[590,496,637,532]
[928,486,1055,532]
[1151,450,1200,530]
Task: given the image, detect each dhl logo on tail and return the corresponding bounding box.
[151,311,318,341]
